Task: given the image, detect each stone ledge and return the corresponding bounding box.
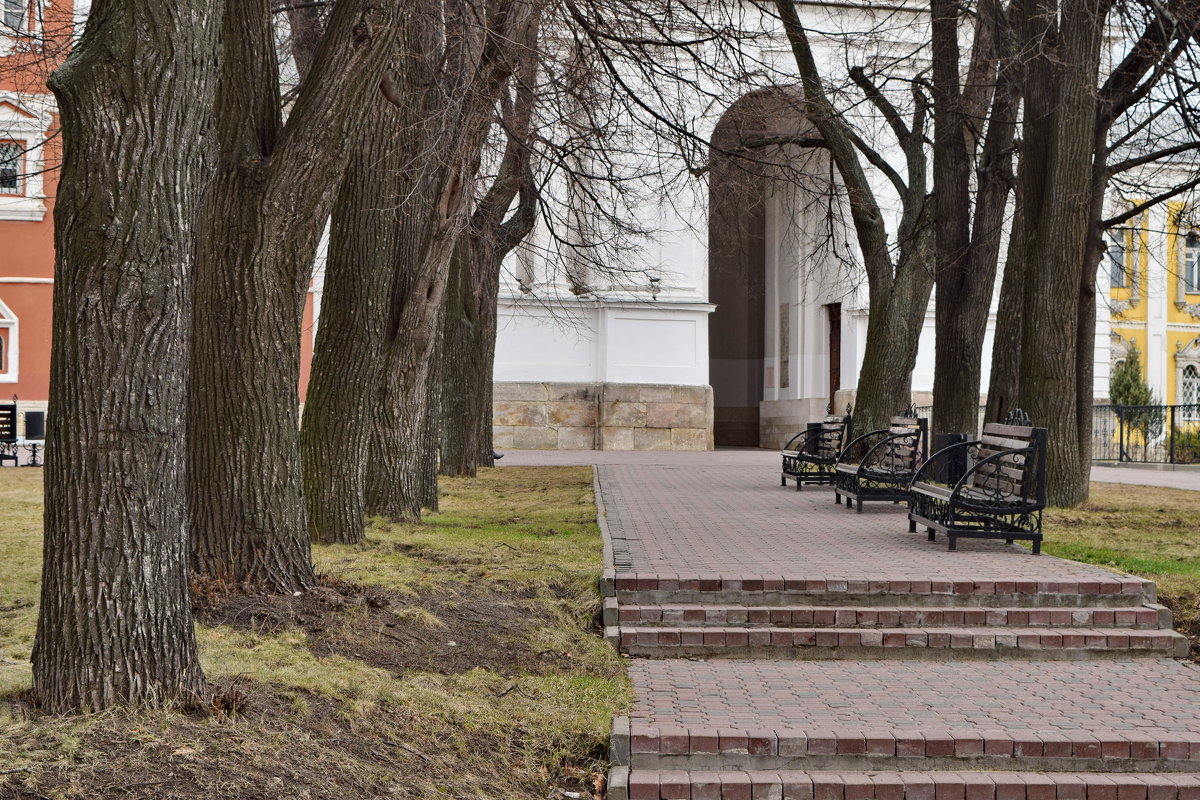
[493,381,714,450]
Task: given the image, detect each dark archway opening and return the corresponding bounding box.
[708,88,811,447]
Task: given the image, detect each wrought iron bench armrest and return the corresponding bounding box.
[836,428,890,464]
[951,446,1039,508]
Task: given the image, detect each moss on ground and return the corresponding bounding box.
[0,466,629,800]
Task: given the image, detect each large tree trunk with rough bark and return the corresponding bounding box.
[34,0,218,713]
[930,0,1020,439]
[851,199,936,435]
[440,237,498,478]
[189,0,401,588]
[1016,0,1110,506]
[300,101,401,544]
[367,0,534,520]
[985,188,1026,423]
[929,0,977,439]
[440,47,539,477]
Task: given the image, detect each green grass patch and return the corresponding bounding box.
[1043,481,1200,652]
[0,466,629,799]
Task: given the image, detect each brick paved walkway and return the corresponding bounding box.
[500,447,1200,492]
[599,462,1124,583]
[629,659,1200,733]
[497,449,1200,798]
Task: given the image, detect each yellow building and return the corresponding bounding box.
[1105,202,1200,417]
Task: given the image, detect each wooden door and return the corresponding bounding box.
[827,303,841,411]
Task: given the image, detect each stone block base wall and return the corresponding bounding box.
[493,382,714,451]
[759,390,858,449]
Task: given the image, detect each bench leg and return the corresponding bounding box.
[909,518,917,533]
[948,535,957,551]
[795,479,802,491]
[927,528,936,542]
[1032,538,1042,555]
[856,499,863,513]
[782,474,787,487]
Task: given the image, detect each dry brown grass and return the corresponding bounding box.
[1043,481,1200,654]
[0,466,629,800]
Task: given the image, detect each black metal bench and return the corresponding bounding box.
[907,409,1047,553]
[780,407,852,490]
[834,413,927,512]
[0,401,17,467]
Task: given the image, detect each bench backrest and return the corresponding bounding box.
[808,414,851,458]
[970,421,1048,503]
[0,403,15,444]
[873,416,928,471]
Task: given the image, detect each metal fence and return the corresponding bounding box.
[914,403,1200,465]
[1092,404,1200,465]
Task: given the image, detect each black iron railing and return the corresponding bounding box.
[1092,404,1200,464]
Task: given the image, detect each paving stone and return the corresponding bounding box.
[616,773,1200,800]
[627,660,1200,740]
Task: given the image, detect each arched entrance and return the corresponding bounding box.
[707,88,830,447]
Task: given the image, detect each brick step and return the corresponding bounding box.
[611,718,1200,774]
[606,601,1170,630]
[609,626,1189,659]
[605,572,1157,609]
[607,767,1200,800]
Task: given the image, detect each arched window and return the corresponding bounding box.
[1183,364,1200,419]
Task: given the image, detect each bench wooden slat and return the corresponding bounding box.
[979,434,1036,450]
[983,422,1038,438]
[911,481,951,498]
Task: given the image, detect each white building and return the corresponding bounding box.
[491,3,1028,450]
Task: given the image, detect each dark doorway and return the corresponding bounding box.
[826,303,841,411]
[708,88,815,447]
[708,100,768,447]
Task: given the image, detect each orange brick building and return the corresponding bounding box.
[0,2,318,432]
[0,0,75,426]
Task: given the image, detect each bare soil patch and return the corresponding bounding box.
[194,576,591,677]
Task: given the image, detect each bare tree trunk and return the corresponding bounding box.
[929,0,977,438]
[1017,0,1111,506]
[367,0,534,520]
[34,0,218,713]
[189,0,401,589]
[930,0,1020,439]
[300,101,401,545]
[774,0,935,437]
[852,203,935,434]
[985,186,1025,423]
[419,316,445,511]
[441,47,539,477]
[440,238,496,477]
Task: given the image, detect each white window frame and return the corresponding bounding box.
[1181,364,1200,420]
[0,1,44,57]
[1184,230,1200,294]
[0,295,18,384]
[0,92,52,221]
[1175,337,1200,421]
[0,139,24,195]
[1108,231,1127,289]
